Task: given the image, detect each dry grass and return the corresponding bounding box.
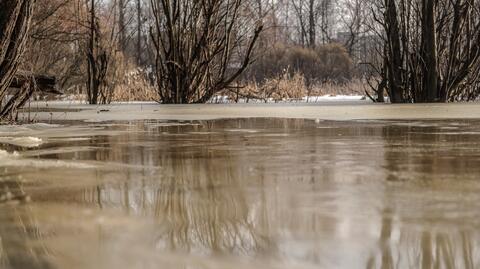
[63,69,367,103]
[63,66,158,103]
[110,68,158,102]
[308,79,366,96]
[216,72,366,103]
[217,72,306,103]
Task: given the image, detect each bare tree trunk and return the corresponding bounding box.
[384,0,405,103]
[376,0,480,102]
[0,0,36,120]
[308,0,315,48]
[421,0,438,102]
[319,0,332,43]
[85,0,109,105]
[86,0,98,104]
[118,0,126,51]
[136,0,142,66]
[0,78,34,120]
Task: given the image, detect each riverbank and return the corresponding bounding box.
[17,101,480,122]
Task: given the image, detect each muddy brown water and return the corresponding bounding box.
[1,118,480,269]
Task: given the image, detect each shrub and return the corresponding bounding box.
[245,43,353,84]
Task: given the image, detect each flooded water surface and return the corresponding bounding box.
[1,118,480,269]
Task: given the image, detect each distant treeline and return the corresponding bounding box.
[2,0,480,120]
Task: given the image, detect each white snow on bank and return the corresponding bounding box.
[53,94,368,104]
[209,95,367,103]
[303,95,366,101]
[0,137,43,148]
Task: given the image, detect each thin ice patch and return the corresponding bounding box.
[0,149,19,159]
[0,136,43,148]
[0,149,94,169]
[225,129,260,133]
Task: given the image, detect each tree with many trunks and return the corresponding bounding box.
[0,0,36,120]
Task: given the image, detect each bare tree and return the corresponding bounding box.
[0,0,36,120]
[149,0,263,104]
[85,0,106,104]
[339,0,367,56]
[135,0,142,65]
[377,0,480,102]
[84,0,121,104]
[118,0,127,51]
[290,0,333,47]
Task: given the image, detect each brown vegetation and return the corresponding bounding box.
[245,43,353,86]
[110,67,157,102]
[217,72,365,103]
[3,0,480,117]
[376,0,480,102]
[149,0,263,104]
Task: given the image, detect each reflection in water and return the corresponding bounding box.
[0,171,53,269]
[1,118,480,268]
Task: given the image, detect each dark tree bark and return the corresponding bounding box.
[378,0,480,102]
[0,78,34,119]
[0,0,36,120]
[86,0,109,105]
[136,0,142,66]
[420,0,438,102]
[308,0,316,48]
[118,0,126,51]
[86,0,98,104]
[384,0,405,103]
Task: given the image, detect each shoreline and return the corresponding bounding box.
[16,101,480,122]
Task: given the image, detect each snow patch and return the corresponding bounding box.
[209,95,367,103]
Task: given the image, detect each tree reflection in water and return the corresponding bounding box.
[1,119,480,268]
[366,121,480,269]
[0,169,53,269]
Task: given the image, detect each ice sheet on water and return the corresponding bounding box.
[0,122,133,140]
[0,123,61,132]
[0,136,43,148]
[146,122,202,128]
[20,146,98,157]
[0,149,19,159]
[225,129,260,133]
[186,131,220,135]
[245,133,290,138]
[0,123,62,136]
[0,148,94,169]
[422,131,480,135]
